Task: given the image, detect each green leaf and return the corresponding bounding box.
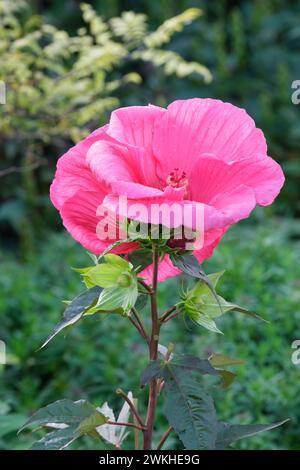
[99,239,139,258]
[170,253,209,280]
[31,425,80,450]
[196,294,266,322]
[20,399,106,432]
[209,354,243,389]
[81,255,134,289]
[166,355,220,376]
[20,399,108,450]
[87,265,124,288]
[207,271,225,288]
[135,293,148,311]
[163,363,218,449]
[179,270,266,334]
[191,271,266,322]
[141,356,225,448]
[171,254,222,312]
[90,283,138,314]
[40,287,102,348]
[192,271,225,297]
[77,411,108,434]
[86,251,99,265]
[140,360,164,387]
[218,370,237,389]
[189,311,224,334]
[216,420,289,449]
[128,248,153,272]
[209,354,243,368]
[141,355,219,387]
[223,301,268,323]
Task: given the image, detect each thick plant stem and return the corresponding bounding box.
[143,244,159,450]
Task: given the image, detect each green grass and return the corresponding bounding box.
[1,211,300,449]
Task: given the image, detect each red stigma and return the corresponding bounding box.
[166,168,188,189]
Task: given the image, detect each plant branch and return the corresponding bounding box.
[138,279,152,293]
[107,421,146,432]
[116,388,145,428]
[162,312,179,324]
[128,313,148,342]
[157,427,173,450]
[159,306,177,323]
[131,306,149,343]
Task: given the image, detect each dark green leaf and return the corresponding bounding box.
[19,399,107,433]
[168,355,219,376]
[21,399,108,450]
[135,293,148,311]
[142,355,242,448]
[31,425,80,450]
[216,420,289,449]
[170,253,207,279]
[128,248,153,272]
[224,301,268,323]
[163,363,218,449]
[40,287,102,349]
[140,360,164,387]
[141,355,219,387]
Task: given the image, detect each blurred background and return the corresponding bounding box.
[0,0,300,450]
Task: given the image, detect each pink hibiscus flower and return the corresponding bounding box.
[50,98,284,282]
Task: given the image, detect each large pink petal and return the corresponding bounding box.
[50,127,108,210]
[86,140,143,187]
[203,185,257,231]
[193,227,228,264]
[107,105,165,186]
[60,190,139,255]
[152,98,267,181]
[103,183,254,232]
[110,181,185,200]
[103,186,187,228]
[189,154,285,206]
[108,105,165,150]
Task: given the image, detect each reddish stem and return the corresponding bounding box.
[143,244,159,449]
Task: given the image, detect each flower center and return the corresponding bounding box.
[166,168,188,189]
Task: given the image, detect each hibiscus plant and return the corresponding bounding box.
[20,99,287,450]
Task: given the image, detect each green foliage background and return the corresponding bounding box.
[0,0,300,450]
